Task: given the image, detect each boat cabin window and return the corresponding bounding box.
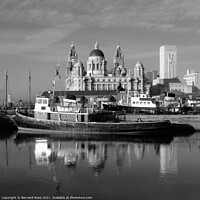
[36,98,48,105]
[147,102,150,104]
[41,106,46,110]
[132,101,135,104]
[37,99,42,104]
[140,102,143,104]
[43,99,48,104]
[136,102,139,104]
[63,102,77,109]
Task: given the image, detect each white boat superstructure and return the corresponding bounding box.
[130,94,157,108]
[33,96,82,122]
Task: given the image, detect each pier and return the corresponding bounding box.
[124,114,200,131]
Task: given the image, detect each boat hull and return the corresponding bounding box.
[13,112,173,137]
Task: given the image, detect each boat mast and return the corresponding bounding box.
[52,77,56,100]
[127,70,131,106]
[5,69,8,115]
[127,81,129,105]
[28,70,31,115]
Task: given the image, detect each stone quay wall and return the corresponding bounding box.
[123,114,200,131]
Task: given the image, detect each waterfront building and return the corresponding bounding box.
[65,42,146,97]
[153,77,181,86]
[146,70,158,83]
[183,69,200,90]
[65,42,85,91]
[151,77,181,96]
[146,72,153,82]
[159,46,177,79]
[168,82,193,94]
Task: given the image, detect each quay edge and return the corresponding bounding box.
[123,114,200,132]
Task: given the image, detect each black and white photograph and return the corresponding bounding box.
[1,0,200,199]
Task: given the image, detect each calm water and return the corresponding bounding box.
[1,131,200,200]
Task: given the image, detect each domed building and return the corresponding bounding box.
[65,42,146,97]
[133,61,145,93]
[86,41,107,77]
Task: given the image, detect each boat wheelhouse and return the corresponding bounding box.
[34,95,80,121]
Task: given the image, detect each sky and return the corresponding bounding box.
[0,0,200,103]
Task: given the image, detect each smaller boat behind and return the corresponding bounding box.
[103,93,158,114]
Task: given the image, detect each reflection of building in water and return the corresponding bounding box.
[87,143,108,175]
[160,144,177,175]
[134,144,146,159]
[33,140,110,175]
[34,139,51,166]
[55,142,79,166]
[114,144,128,169]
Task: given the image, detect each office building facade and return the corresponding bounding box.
[159,46,177,79]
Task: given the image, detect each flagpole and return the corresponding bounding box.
[5,70,8,115]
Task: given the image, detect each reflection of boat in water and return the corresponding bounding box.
[14,137,176,176]
[0,129,18,140]
[15,132,174,145]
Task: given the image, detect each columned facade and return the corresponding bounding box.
[65,42,146,94]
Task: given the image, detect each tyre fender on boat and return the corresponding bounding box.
[136,117,143,122]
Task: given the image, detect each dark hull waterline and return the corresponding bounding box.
[13,112,195,138]
[14,112,173,137]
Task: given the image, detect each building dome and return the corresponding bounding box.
[89,49,104,57]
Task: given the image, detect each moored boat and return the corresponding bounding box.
[14,110,172,136]
[103,93,158,114]
[13,93,173,136]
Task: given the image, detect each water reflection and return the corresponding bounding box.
[160,144,177,176]
[1,131,200,198]
[13,134,176,177]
